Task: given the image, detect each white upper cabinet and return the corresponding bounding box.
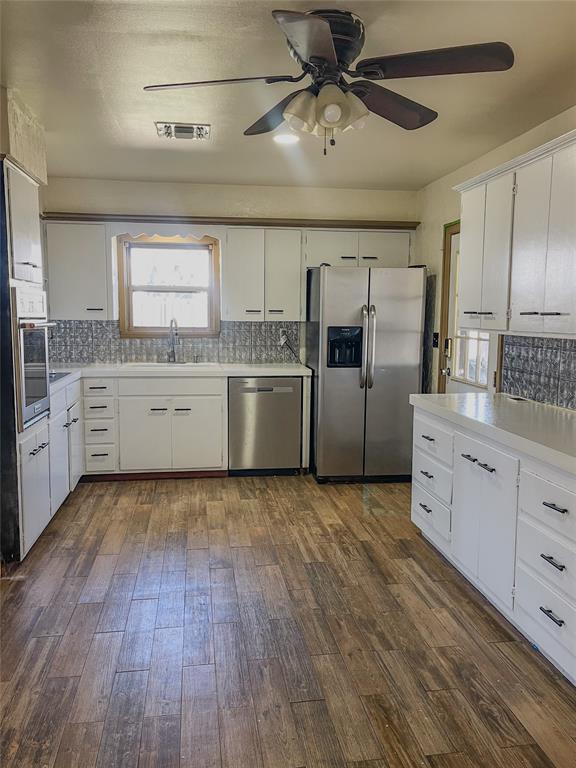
[480,173,514,330]
[509,157,553,333]
[222,229,265,321]
[543,144,576,334]
[305,230,359,267]
[6,165,43,284]
[457,185,486,329]
[457,174,514,331]
[46,222,109,320]
[358,231,410,267]
[265,229,302,321]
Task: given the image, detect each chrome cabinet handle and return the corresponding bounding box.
[21,261,41,267]
[540,554,566,572]
[38,442,49,450]
[539,606,565,627]
[461,453,477,463]
[477,462,496,473]
[419,502,432,514]
[476,311,493,315]
[63,422,72,429]
[88,386,107,390]
[29,447,40,456]
[360,304,368,390]
[542,501,568,515]
[422,435,435,443]
[420,470,434,479]
[361,256,378,260]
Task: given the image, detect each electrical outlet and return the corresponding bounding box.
[279,328,288,345]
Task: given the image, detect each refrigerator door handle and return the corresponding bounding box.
[360,304,369,389]
[367,304,377,388]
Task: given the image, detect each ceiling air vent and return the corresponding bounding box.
[155,122,211,140]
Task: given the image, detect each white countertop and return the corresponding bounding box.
[410,393,576,475]
[51,362,312,379]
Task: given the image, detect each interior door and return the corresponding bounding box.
[315,267,369,477]
[364,268,425,476]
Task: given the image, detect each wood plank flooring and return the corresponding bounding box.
[1,475,575,767]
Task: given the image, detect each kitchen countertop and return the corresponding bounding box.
[410,393,576,475]
[51,362,312,379]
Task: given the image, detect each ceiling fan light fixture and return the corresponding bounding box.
[342,90,370,131]
[316,84,350,129]
[282,90,317,133]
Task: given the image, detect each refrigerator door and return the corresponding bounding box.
[364,268,426,476]
[314,267,370,477]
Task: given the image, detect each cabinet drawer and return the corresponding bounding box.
[413,448,452,505]
[411,483,451,542]
[85,445,117,472]
[84,397,115,419]
[516,565,575,656]
[50,388,67,416]
[519,470,576,544]
[66,380,82,406]
[83,378,117,396]
[413,414,453,466]
[118,377,225,397]
[84,419,117,445]
[517,517,575,602]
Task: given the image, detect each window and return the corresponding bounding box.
[118,234,220,337]
[453,328,490,387]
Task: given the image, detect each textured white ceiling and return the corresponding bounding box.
[2,0,576,189]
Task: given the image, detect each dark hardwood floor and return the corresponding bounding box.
[1,475,575,767]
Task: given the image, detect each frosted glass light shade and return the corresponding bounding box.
[283,91,317,133]
[316,84,350,129]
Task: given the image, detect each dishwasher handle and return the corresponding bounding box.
[238,386,295,394]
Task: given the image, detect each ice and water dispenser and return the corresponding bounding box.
[327,326,363,368]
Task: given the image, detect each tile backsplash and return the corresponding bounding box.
[501,335,576,409]
[48,320,303,365]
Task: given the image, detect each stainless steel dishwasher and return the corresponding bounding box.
[228,377,302,472]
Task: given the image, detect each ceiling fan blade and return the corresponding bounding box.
[272,10,337,66]
[355,42,514,80]
[144,75,295,92]
[244,88,308,136]
[350,80,437,130]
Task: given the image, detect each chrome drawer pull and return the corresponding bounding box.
[150,408,168,412]
[90,428,108,432]
[539,606,565,627]
[419,502,432,514]
[91,453,109,457]
[519,311,539,316]
[463,311,478,315]
[539,312,562,316]
[71,418,79,423]
[542,501,568,515]
[88,386,107,390]
[63,422,72,429]
[477,462,496,473]
[174,408,192,412]
[540,554,566,572]
[89,405,108,409]
[420,470,434,479]
[421,434,435,442]
[461,453,477,463]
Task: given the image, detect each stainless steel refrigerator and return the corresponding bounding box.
[306,266,426,481]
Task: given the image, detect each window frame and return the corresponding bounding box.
[117,233,220,338]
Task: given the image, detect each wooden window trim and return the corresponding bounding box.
[117,233,221,338]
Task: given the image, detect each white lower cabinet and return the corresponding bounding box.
[119,398,172,470]
[68,401,85,489]
[19,421,51,556]
[49,408,71,515]
[411,406,576,684]
[119,393,224,471]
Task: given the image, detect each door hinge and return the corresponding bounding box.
[506,307,512,320]
[511,586,516,598]
[512,184,518,195]
[516,474,520,487]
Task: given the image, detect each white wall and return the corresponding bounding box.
[41,178,419,222]
[415,104,576,391]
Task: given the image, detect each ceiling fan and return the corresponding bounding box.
[144,8,514,149]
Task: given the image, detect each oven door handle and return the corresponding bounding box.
[18,321,56,329]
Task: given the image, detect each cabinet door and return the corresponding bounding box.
[358,231,410,267]
[475,444,519,609]
[49,409,70,514]
[509,157,552,332]
[452,434,482,575]
[68,402,85,490]
[481,173,514,331]
[119,397,172,470]
[457,185,485,328]
[172,397,223,469]
[222,229,265,321]
[543,144,576,334]
[7,166,43,284]
[46,222,108,320]
[265,229,301,321]
[20,424,51,556]
[305,230,358,267]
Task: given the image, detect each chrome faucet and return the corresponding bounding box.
[167,318,179,363]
